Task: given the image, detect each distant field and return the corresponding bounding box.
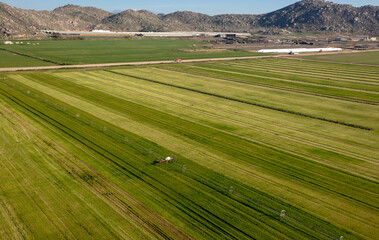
[0,39,259,66]
[0,58,378,239]
[302,50,379,65]
[0,49,55,67]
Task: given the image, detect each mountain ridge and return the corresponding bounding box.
[1,0,378,38]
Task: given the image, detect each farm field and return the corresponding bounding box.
[301,50,379,65]
[0,58,378,239]
[0,49,55,67]
[0,39,259,67]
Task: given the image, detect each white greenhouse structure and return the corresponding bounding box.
[257,48,342,54]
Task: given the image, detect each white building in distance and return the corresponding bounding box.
[90,29,111,33]
[257,48,342,54]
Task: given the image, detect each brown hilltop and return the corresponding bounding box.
[259,0,379,34]
[0,2,112,36]
[52,4,112,24]
[98,9,165,32]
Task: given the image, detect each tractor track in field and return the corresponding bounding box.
[0,182,28,239]
[0,145,77,240]
[105,70,373,131]
[0,86,263,240]
[31,127,191,240]
[162,66,379,106]
[0,121,83,240]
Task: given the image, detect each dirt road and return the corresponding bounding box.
[0,55,272,72]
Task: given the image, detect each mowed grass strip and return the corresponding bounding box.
[220,60,379,84]
[7,71,378,239]
[109,67,379,130]
[301,51,379,65]
[200,59,379,85]
[253,58,379,80]
[0,78,343,240]
[164,63,379,104]
[111,68,375,131]
[212,61,379,91]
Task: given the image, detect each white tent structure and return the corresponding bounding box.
[257,48,342,54]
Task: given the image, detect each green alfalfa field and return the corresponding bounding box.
[0,48,56,67]
[0,57,378,239]
[0,38,260,66]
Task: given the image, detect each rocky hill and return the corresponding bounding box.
[161,12,259,32]
[259,0,379,34]
[99,10,166,32]
[1,0,378,38]
[52,4,112,24]
[0,2,112,37]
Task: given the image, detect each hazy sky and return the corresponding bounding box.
[2,0,378,15]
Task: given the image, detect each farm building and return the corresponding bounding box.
[90,29,111,33]
[42,30,251,38]
[335,37,348,41]
[257,48,342,54]
[215,34,237,38]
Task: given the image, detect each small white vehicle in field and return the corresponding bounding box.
[153,156,176,164]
